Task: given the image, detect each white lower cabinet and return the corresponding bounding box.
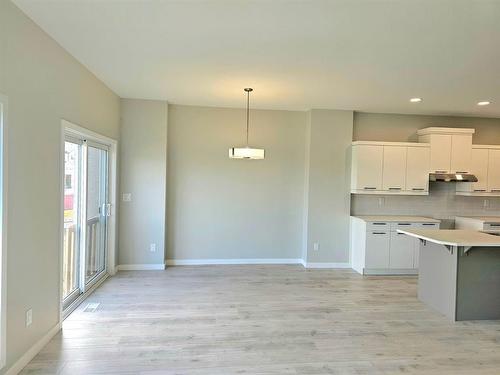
[389,231,415,269]
[365,231,390,268]
[350,217,440,275]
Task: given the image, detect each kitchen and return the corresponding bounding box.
[350,122,500,321]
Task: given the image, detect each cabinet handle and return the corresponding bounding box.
[363,187,377,190]
[411,188,425,191]
[491,189,500,192]
[372,232,387,235]
[388,187,401,190]
[397,232,406,235]
[422,223,436,226]
[372,223,387,225]
[456,171,469,174]
[473,189,486,192]
[397,223,411,226]
[435,170,448,173]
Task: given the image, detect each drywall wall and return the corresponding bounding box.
[0,1,120,373]
[354,112,500,144]
[303,110,354,264]
[167,105,306,261]
[119,99,167,266]
[351,112,500,226]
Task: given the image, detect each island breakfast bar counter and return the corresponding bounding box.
[398,229,500,321]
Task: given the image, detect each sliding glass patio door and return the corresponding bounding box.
[63,138,109,311]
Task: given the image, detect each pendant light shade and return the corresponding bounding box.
[229,88,265,160]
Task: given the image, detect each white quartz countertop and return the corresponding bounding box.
[397,229,500,247]
[455,216,500,224]
[352,215,440,223]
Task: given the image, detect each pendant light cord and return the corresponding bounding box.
[246,89,250,147]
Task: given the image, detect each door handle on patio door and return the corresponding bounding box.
[106,203,111,217]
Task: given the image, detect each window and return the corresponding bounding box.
[0,94,7,370]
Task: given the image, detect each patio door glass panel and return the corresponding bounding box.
[63,140,82,305]
[85,144,108,285]
[62,137,109,313]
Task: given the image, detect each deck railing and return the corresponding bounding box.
[62,216,104,299]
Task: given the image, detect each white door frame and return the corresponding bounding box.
[59,119,118,320]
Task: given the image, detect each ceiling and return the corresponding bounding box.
[13,0,500,117]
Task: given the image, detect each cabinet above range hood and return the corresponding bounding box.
[418,127,477,183]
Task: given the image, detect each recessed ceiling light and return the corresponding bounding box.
[477,101,491,106]
[410,98,422,103]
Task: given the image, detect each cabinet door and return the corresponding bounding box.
[382,146,407,191]
[406,147,430,192]
[470,148,489,192]
[487,149,500,193]
[450,134,472,173]
[429,134,451,173]
[352,145,383,191]
[365,231,390,269]
[389,232,414,269]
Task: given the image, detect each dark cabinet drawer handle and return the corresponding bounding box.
[363,187,377,190]
[372,232,387,235]
[474,189,486,192]
[372,222,387,225]
[422,223,436,226]
[412,188,425,191]
[388,187,401,190]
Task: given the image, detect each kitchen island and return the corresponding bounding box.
[398,229,500,321]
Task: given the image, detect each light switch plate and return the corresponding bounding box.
[313,242,320,251]
[122,193,132,202]
[150,243,156,252]
[26,309,33,327]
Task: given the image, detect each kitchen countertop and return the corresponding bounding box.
[455,216,500,224]
[352,215,440,223]
[397,229,500,247]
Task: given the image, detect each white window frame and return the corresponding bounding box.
[0,94,8,370]
[59,119,118,320]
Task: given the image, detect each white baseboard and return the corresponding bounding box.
[302,262,351,269]
[116,263,166,271]
[5,322,62,375]
[166,258,303,266]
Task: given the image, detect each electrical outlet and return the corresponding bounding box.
[150,243,156,252]
[122,193,132,202]
[26,309,33,327]
[484,199,490,209]
[313,242,320,251]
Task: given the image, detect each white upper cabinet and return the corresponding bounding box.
[351,144,383,192]
[382,146,407,192]
[456,146,500,196]
[406,146,430,192]
[470,148,489,192]
[417,127,474,173]
[488,149,500,193]
[451,134,472,173]
[351,142,429,195]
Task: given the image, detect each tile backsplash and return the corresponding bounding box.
[351,182,500,228]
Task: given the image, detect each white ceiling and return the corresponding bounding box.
[13,0,500,117]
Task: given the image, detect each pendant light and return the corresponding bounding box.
[229,88,265,159]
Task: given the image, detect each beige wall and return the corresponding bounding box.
[303,110,354,264]
[167,105,306,261]
[119,99,167,266]
[354,112,500,144]
[0,1,120,373]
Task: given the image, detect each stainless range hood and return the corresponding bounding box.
[429,173,478,182]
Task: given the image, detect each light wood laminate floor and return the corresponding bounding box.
[22,265,500,374]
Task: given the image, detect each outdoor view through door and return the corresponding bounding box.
[63,137,109,312]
